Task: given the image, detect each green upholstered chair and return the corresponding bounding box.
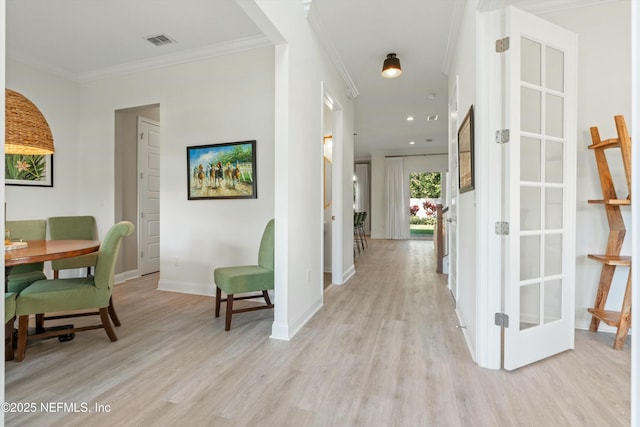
[47,215,122,326]
[14,221,134,362]
[214,219,274,331]
[5,220,47,293]
[5,292,16,361]
[48,216,99,279]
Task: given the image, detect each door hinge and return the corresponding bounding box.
[495,129,510,144]
[495,221,510,235]
[495,313,510,328]
[496,37,510,53]
[141,251,144,258]
[140,132,144,140]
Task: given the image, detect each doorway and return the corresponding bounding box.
[409,171,441,240]
[321,84,344,288]
[114,104,160,279]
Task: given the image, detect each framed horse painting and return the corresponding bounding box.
[186,140,257,200]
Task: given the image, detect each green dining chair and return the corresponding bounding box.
[5,292,16,361]
[5,220,47,293]
[14,221,134,362]
[48,215,121,326]
[214,219,274,331]
[48,216,99,279]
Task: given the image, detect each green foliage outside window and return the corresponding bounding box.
[409,172,441,198]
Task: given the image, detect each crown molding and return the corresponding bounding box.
[511,0,623,14]
[302,0,313,16]
[7,50,79,82]
[441,0,467,74]
[479,0,622,14]
[306,4,359,100]
[77,34,272,83]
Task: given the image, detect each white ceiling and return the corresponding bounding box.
[6,0,616,159]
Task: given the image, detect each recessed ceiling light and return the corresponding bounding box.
[409,141,415,145]
[406,116,414,121]
[426,115,439,121]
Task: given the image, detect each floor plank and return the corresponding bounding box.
[5,239,630,426]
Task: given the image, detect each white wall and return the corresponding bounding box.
[540,0,631,331]
[631,1,639,422]
[250,0,355,339]
[7,47,276,292]
[5,61,80,223]
[448,0,479,361]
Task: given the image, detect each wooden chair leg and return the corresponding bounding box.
[5,317,15,361]
[35,313,45,332]
[100,308,118,342]
[53,270,59,279]
[108,296,121,327]
[225,294,234,331]
[215,286,222,318]
[16,315,29,362]
[263,290,273,307]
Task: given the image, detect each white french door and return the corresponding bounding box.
[502,6,577,370]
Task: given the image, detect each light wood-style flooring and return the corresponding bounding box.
[5,239,631,426]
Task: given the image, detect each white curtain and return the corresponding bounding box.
[354,163,370,234]
[385,157,409,239]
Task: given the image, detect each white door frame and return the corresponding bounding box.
[321,82,345,288]
[475,8,505,370]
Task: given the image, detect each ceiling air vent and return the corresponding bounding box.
[426,115,439,121]
[145,34,176,47]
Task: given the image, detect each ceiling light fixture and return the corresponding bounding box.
[406,116,414,121]
[409,141,415,145]
[381,53,402,78]
[5,89,55,155]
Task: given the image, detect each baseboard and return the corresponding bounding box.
[455,307,477,363]
[270,296,323,341]
[342,264,356,283]
[157,278,215,296]
[114,269,139,285]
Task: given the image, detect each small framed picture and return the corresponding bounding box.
[5,154,53,187]
[458,105,474,193]
[187,140,257,200]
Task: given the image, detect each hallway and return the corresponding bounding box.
[5,239,630,426]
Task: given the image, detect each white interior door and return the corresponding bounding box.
[503,6,577,370]
[448,81,458,301]
[138,117,160,275]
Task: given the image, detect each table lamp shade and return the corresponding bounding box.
[5,89,54,155]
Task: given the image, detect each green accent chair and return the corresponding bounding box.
[6,220,47,293]
[214,219,274,331]
[48,215,121,326]
[14,221,134,362]
[5,292,16,361]
[48,216,99,279]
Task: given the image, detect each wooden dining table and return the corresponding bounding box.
[5,239,101,268]
[5,240,101,361]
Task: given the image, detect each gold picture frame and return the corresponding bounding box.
[458,105,474,193]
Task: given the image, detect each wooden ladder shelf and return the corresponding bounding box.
[587,115,632,350]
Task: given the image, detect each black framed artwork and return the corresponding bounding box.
[186,140,257,200]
